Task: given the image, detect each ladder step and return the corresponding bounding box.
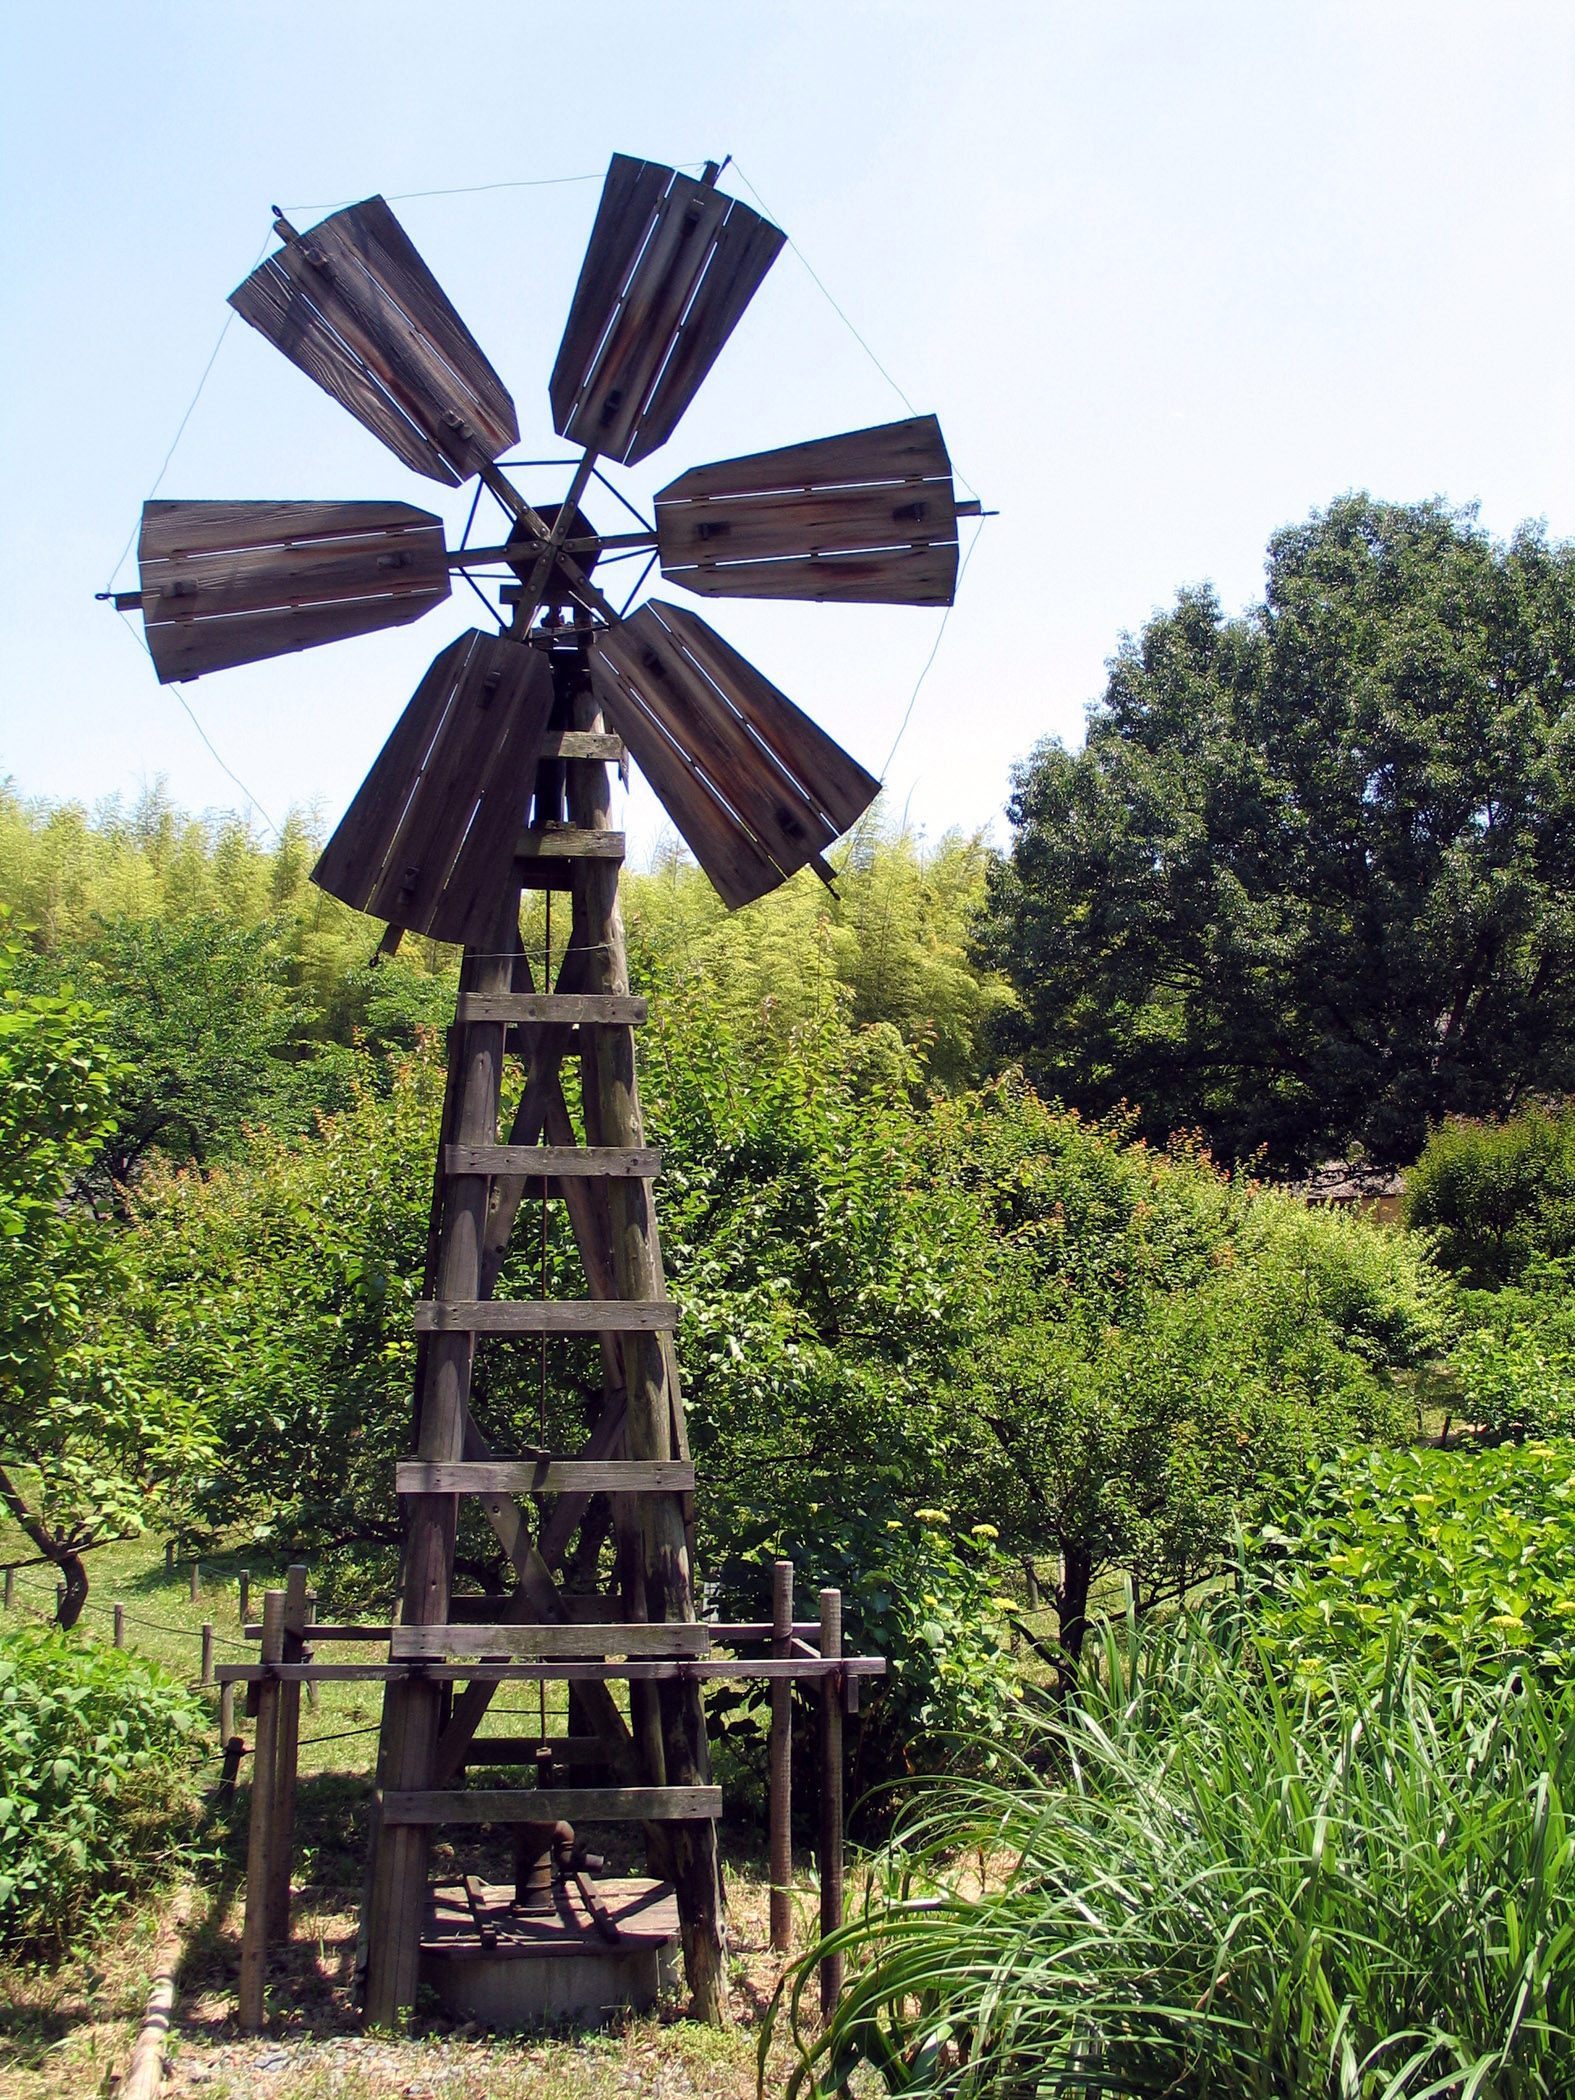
[455,993,647,1026]
[444,1143,659,1178]
[414,1300,677,1335]
[397,1459,694,1496]
[539,731,623,761]
[381,1784,722,1824]
[391,1621,712,1661]
[518,825,625,860]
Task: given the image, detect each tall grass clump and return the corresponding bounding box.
[771,1604,1575,2097]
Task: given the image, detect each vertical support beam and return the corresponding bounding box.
[363,888,520,2031]
[268,1565,308,1945]
[566,671,729,2023]
[819,1587,844,2020]
[220,1679,236,1744]
[305,1592,319,1710]
[239,1569,250,1626]
[114,1603,125,1649]
[238,1588,285,2032]
[201,1623,215,1686]
[769,1559,794,1952]
[190,1561,200,1605]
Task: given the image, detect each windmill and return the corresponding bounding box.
[110,154,979,2030]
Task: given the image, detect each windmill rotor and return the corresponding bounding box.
[108,153,982,936]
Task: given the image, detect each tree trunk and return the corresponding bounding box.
[1057,1543,1094,1665]
[55,1551,88,1628]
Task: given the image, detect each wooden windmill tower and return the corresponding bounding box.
[112,154,978,2028]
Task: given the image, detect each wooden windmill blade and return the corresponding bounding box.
[313,630,552,946]
[655,416,961,605]
[589,600,879,909]
[550,155,784,467]
[130,500,451,683]
[230,197,519,485]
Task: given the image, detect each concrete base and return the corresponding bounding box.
[420,1879,680,2030]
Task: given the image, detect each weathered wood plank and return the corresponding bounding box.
[390,1621,711,1660]
[517,826,626,861]
[539,732,624,761]
[216,1655,887,1683]
[454,993,647,1026]
[137,500,449,683]
[381,1785,722,1824]
[396,1458,693,1495]
[444,1144,659,1178]
[413,1298,677,1334]
[230,197,517,484]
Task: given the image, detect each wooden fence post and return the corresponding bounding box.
[769,1559,794,1952]
[220,1680,236,1744]
[819,1586,844,2019]
[201,1623,214,1687]
[239,1570,250,1626]
[189,1561,200,1606]
[114,1603,125,1649]
[305,1592,319,1711]
[238,1588,285,2031]
[267,1566,308,1946]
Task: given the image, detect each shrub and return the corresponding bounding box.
[1405,1106,1575,1285]
[0,1623,202,1947]
[775,1610,1575,2098]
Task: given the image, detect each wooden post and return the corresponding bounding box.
[568,680,729,2022]
[221,1680,236,1742]
[1024,1559,1040,1613]
[114,1603,125,1649]
[238,1588,285,2031]
[305,1593,319,1711]
[363,890,519,2030]
[189,1561,200,1606]
[819,1587,844,2020]
[239,1570,251,1626]
[201,1623,214,1686]
[769,1559,794,1952]
[267,1566,308,1945]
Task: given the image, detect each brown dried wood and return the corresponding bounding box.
[551,155,783,466]
[455,993,646,1026]
[444,1143,659,1177]
[390,1622,711,1661]
[395,1459,692,1495]
[312,631,552,946]
[381,1785,721,1824]
[230,197,517,484]
[412,1299,677,1335]
[136,500,450,682]
[655,415,960,605]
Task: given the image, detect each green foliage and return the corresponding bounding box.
[0,1622,201,1948]
[1407,1106,1575,1285]
[977,496,1575,1170]
[777,1610,1575,2099]
[1257,1442,1575,1685]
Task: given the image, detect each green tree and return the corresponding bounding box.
[977,496,1575,1170]
[0,919,211,1622]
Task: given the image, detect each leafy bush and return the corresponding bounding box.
[1406,1106,1575,1286]
[777,1610,1575,2098]
[1256,1442,1575,1682]
[0,1623,202,1947]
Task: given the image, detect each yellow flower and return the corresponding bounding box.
[971,1523,1000,1541]
[914,1508,950,1526]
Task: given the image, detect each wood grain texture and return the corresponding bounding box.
[589,601,880,909]
[312,631,552,946]
[518,826,626,860]
[394,1459,693,1494]
[230,197,517,484]
[444,1144,659,1176]
[412,1299,678,1334]
[655,416,959,606]
[380,1785,721,1823]
[539,732,624,760]
[390,1622,712,1660]
[137,500,449,683]
[454,993,647,1025]
[550,156,783,466]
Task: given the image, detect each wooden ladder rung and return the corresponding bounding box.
[396,1459,694,1495]
[390,1621,712,1661]
[517,826,625,860]
[455,993,647,1026]
[413,1299,677,1335]
[444,1144,659,1177]
[380,1784,722,1824]
[539,731,623,761]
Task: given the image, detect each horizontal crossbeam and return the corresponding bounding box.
[391,1621,712,1661]
[538,731,624,761]
[395,1459,694,1495]
[413,1299,677,1334]
[444,1144,659,1177]
[517,826,625,860]
[455,993,647,1026]
[217,1655,887,1684]
[380,1785,721,1824]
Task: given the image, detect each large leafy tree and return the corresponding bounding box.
[977,497,1575,1169]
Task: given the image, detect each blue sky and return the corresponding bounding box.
[2,3,1570,861]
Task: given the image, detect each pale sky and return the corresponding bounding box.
[2,3,1571,864]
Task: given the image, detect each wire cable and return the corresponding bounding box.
[112,613,281,836]
[879,519,986,781]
